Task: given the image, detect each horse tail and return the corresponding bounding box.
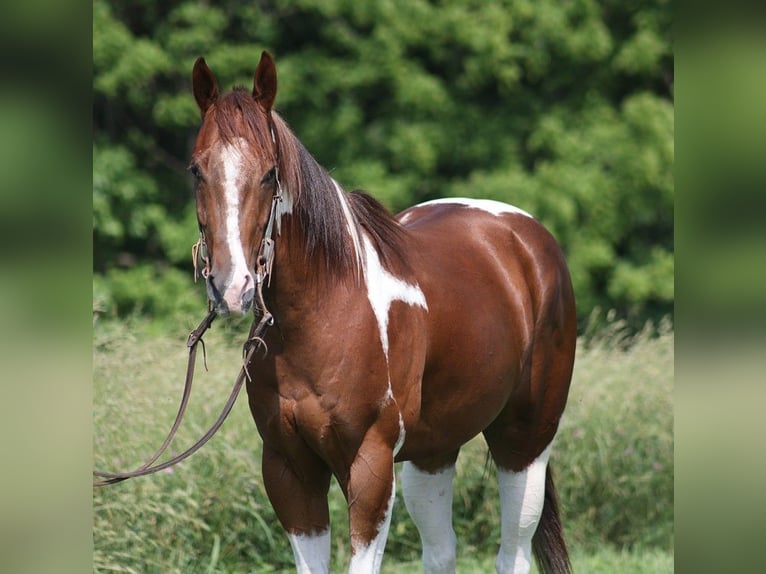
[532,463,572,574]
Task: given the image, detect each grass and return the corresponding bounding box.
[380,547,673,573]
[93,315,673,573]
[555,319,674,552]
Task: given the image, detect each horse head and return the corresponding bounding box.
[189,51,285,316]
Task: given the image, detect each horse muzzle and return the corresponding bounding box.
[207,273,254,316]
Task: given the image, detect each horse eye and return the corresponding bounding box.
[261,167,277,186]
[189,163,203,182]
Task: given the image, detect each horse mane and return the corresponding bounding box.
[211,88,409,282]
[347,190,410,272]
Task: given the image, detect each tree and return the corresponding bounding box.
[93,0,673,330]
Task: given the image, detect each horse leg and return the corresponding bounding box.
[484,296,575,574]
[261,444,333,574]
[400,453,459,574]
[489,442,552,574]
[484,395,570,574]
[482,361,558,572]
[343,426,401,573]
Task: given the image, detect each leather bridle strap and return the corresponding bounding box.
[93,309,264,487]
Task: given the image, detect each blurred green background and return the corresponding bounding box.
[93,0,674,333]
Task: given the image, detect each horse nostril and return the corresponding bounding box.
[241,287,255,311]
[206,275,229,314]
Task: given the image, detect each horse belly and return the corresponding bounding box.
[394,340,521,463]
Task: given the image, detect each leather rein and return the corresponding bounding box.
[94,118,283,487]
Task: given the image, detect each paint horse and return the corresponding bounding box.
[190,52,576,574]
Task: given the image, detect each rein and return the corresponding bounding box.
[94,120,283,487]
[94,313,272,486]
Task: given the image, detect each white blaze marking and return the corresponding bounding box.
[220,143,250,294]
[361,235,428,362]
[414,197,534,219]
[401,463,457,574]
[287,529,331,574]
[348,470,397,574]
[496,443,553,574]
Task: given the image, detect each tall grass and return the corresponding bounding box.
[93,316,673,572]
[556,319,674,552]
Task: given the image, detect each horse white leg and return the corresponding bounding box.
[261,445,332,574]
[401,462,457,574]
[347,465,396,574]
[495,444,552,574]
[288,529,331,574]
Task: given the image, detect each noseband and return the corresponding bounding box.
[94,113,283,487]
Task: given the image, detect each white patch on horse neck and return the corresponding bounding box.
[416,197,534,219]
[362,235,428,362]
[348,471,397,574]
[331,179,364,277]
[287,529,331,574]
[495,443,552,574]
[219,142,251,289]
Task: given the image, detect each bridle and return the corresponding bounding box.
[94,112,284,487]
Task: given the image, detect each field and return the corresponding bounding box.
[93,316,673,573]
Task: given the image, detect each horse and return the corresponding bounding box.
[189,51,577,574]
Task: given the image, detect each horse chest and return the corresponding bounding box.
[247,370,381,464]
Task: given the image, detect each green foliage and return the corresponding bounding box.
[93,0,673,330]
[93,319,673,572]
[93,264,203,320]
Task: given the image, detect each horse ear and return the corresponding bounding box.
[192,57,219,116]
[253,51,277,112]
